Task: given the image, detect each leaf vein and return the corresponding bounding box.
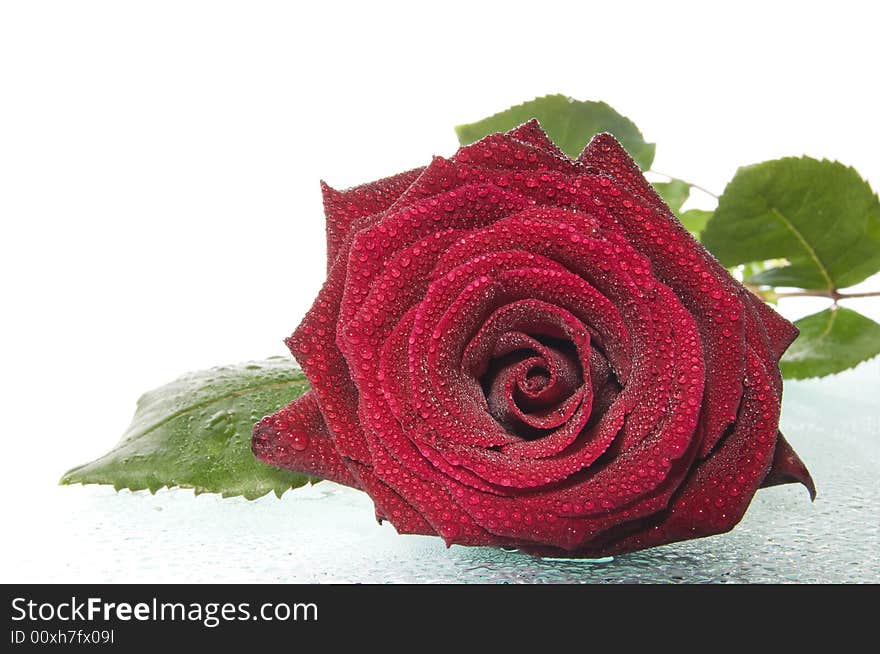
[768,206,834,290]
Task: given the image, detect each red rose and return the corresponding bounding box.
[253,121,815,556]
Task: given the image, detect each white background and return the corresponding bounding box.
[1,1,877,580]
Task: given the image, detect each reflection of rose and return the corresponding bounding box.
[253,121,814,556]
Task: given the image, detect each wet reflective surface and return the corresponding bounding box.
[13,361,879,583]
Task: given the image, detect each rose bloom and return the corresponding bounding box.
[253,121,814,557]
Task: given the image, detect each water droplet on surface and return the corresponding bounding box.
[291,432,310,451]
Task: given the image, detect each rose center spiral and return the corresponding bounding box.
[480,335,587,440]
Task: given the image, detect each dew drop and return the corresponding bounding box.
[291,431,310,451]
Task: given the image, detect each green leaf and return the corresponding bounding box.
[702,157,880,290]
[680,209,712,238]
[653,179,690,214]
[741,258,789,285]
[781,307,880,379]
[455,94,655,169]
[61,357,313,499]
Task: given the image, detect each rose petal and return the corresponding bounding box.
[347,461,434,535]
[321,168,423,270]
[557,350,781,557]
[507,118,571,160]
[252,391,360,488]
[761,432,816,500]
